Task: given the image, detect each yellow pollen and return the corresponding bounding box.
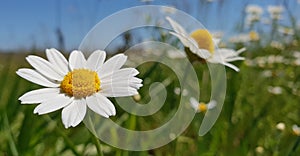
[60,69,100,98]
[190,29,215,54]
[198,102,207,112]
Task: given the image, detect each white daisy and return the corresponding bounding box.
[292,124,300,136]
[189,97,216,113]
[16,48,143,128]
[267,5,284,20]
[166,17,245,72]
[276,122,286,131]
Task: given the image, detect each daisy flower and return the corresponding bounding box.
[267,5,284,20]
[16,49,143,128]
[189,97,216,113]
[166,17,245,72]
[276,122,286,131]
[292,124,300,136]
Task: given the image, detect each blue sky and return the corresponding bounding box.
[0,0,299,52]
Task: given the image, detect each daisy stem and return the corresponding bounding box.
[91,132,104,156]
[87,116,104,156]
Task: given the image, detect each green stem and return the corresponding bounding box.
[288,136,300,156]
[87,116,104,156]
[91,132,103,156]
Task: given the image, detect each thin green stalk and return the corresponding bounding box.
[91,132,103,156]
[43,116,80,156]
[288,136,300,156]
[87,116,104,156]
[4,113,19,156]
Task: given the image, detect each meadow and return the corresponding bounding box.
[1,2,300,156]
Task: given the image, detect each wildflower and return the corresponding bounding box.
[270,41,284,50]
[174,87,188,96]
[293,51,300,59]
[189,97,216,113]
[292,124,300,136]
[245,5,263,25]
[276,122,286,131]
[245,5,263,16]
[249,31,260,41]
[166,17,245,72]
[133,93,141,102]
[261,70,272,78]
[267,86,283,95]
[278,26,295,36]
[17,49,143,128]
[255,146,264,154]
[229,34,250,43]
[267,5,284,20]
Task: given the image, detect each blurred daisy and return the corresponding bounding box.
[17,49,143,128]
[174,87,188,96]
[245,4,263,16]
[292,124,300,136]
[270,41,284,50]
[189,97,216,113]
[267,5,284,20]
[255,146,264,154]
[166,17,245,72]
[276,122,286,131]
[249,31,260,41]
[133,93,141,102]
[293,51,300,58]
[278,26,295,36]
[245,4,263,25]
[267,86,283,95]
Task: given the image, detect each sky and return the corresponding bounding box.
[0,0,299,52]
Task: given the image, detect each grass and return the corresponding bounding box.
[0,43,299,156]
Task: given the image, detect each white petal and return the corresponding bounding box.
[97,54,127,76]
[33,94,73,115]
[194,49,211,60]
[236,47,246,55]
[222,62,240,72]
[61,99,86,128]
[26,55,63,81]
[213,38,221,45]
[99,68,139,80]
[87,93,116,116]
[100,86,138,97]
[16,68,60,87]
[226,57,245,62]
[189,97,199,110]
[19,88,60,104]
[86,95,109,118]
[166,16,188,36]
[86,50,106,71]
[46,48,69,74]
[169,32,211,59]
[207,100,217,110]
[69,50,87,70]
[169,32,191,49]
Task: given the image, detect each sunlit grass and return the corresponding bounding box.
[0,44,299,155]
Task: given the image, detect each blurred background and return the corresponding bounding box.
[1,0,300,155]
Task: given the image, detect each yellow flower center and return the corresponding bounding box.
[249,31,259,41]
[60,69,100,98]
[190,29,215,54]
[198,102,207,112]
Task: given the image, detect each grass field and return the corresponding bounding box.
[1,2,300,155]
[0,40,299,156]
